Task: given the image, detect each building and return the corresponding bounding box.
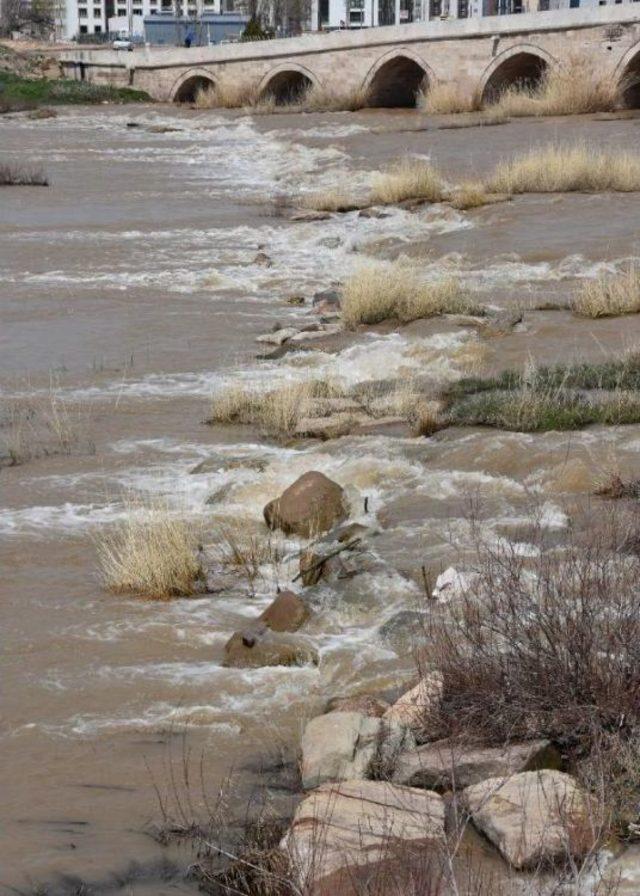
[142,10,248,42]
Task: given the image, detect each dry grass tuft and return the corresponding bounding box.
[0,162,48,187]
[487,57,621,117]
[194,79,258,110]
[448,182,494,210]
[485,143,640,194]
[302,83,369,112]
[96,499,203,599]
[207,379,346,437]
[370,157,446,206]
[417,82,477,115]
[341,261,478,328]
[571,266,640,318]
[301,186,366,213]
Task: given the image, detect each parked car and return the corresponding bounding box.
[112,36,133,50]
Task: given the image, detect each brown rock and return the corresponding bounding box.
[223,626,318,668]
[263,471,348,537]
[326,694,390,717]
[259,590,309,632]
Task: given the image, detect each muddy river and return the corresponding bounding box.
[2,103,640,894]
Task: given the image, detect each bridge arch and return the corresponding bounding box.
[478,45,556,105]
[364,48,431,108]
[615,41,640,107]
[258,63,318,104]
[170,68,216,103]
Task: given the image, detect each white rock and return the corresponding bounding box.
[462,770,593,869]
[431,566,478,603]
[255,327,299,345]
[281,779,445,891]
[301,711,413,790]
[383,672,443,735]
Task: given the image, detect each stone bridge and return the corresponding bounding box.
[60,5,640,108]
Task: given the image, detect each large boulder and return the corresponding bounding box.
[222,626,318,669]
[383,672,443,737]
[259,590,309,632]
[462,770,594,869]
[393,738,558,791]
[301,711,413,790]
[280,780,445,896]
[263,471,348,538]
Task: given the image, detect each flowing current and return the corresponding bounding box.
[3,104,640,894]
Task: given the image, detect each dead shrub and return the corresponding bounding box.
[417,82,478,115]
[195,79,258,109]
[430,510,640,745]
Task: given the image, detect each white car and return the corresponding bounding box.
[112,37,133,50]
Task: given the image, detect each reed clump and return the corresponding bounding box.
[571,266,640,318]
[417,82,478,115]
[0,162,48,186]
[194,80,258,110]
[341,261,478,328]
[96,499,203,599]
[487,58,621,117]
[302,83,369,112]
[485,143,640,194]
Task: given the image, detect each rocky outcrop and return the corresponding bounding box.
[259,590,309,632]
[301,711,413,790]
[393,738,557,791]
[264,471,348,538]
[383,672,443,737]
[280,780,445,895]
[462,770,594,869]
[222,627,318,669]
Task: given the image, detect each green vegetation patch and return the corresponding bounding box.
[0,72,150,110]
[444,355,640,432]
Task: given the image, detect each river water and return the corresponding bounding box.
[2,104,640,894]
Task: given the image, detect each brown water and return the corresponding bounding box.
[2,104,640,894]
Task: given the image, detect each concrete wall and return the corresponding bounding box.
[60,4,640,104]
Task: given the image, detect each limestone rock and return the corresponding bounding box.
[259,590,309,632]
[383,673,443,736]
[301,711,413,790]
[294,413,364,440]
[281,780,445,894]
[326,694,390,717]
[431,566,479,603]
[462,770,593,869]
[393,738,557,791]
[312,287,341,314]
[253,251,273,267]
[223,626,318,669]
[263,471,348,537]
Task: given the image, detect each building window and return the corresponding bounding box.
[94,23,102,29]
[133,6,142,12]
[94,7,101,14]
[80,23,88,30]
[117,6,125,11]
[78,7,88,16]
[429,0,441,15]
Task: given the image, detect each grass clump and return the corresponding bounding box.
[487,58,620,118]
[301,186,366,213]
[572,266,640,318]
[207,379,346,437]
[448,182,494,210]
[341,261,478,328]
[0,161,48,186]
[302,83,369,112]
[485,143,640,194]
[0,72,149,108]
[96,500,203,599]
[417,82,477,115]
[370,157,446,205]
[445,356,640,431]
